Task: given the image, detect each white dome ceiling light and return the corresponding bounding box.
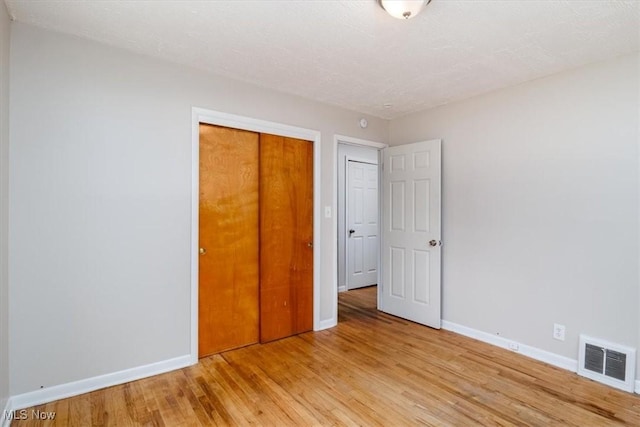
[380,0,432,20]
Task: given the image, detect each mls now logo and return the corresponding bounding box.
[3,409,56,420]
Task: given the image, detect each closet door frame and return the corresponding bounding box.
[190,107,321,364]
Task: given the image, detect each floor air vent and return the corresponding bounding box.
[578,335,636,392]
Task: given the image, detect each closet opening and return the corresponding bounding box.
[190,108,322,362]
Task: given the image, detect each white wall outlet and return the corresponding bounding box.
[324,206,332,218]
[553,323,566,341]
[508,342,519,352]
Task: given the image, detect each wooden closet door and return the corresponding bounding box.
[259,134,314,342]
[199,124,259,358]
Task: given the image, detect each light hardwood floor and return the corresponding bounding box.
[12,286,640,426]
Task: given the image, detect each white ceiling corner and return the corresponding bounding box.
[4,0,639,119]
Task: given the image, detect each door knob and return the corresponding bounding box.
[429,240,438,247]
[349,229,356,236]
[199,247,207,255]
[307,242,313,248]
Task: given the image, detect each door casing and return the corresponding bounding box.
[337,148,379,291]
[191,107,321,364]
[334,135,387,301]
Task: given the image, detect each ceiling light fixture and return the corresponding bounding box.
[380,0,431,20]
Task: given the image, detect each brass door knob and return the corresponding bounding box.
[199,247,207,255]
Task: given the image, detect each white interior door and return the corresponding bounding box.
[346,160,379,289]
[379,140,441,328]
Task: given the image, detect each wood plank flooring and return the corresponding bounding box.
[12,286,640,426]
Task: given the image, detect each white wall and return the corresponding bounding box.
[337,143,378,291]
[8,23,388,395]
[390,53,640,378]
[0,2,10,411]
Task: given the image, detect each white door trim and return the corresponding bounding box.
[334,134,387,150]
[333,135,387,305]
[191,107,322,364]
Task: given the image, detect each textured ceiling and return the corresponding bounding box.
[4,0,639,119]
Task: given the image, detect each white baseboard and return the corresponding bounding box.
[316,318,337,331]
[442,321,578,373]
[10,354,192,411]
[337,285,346,293]
[443,320,640,395]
